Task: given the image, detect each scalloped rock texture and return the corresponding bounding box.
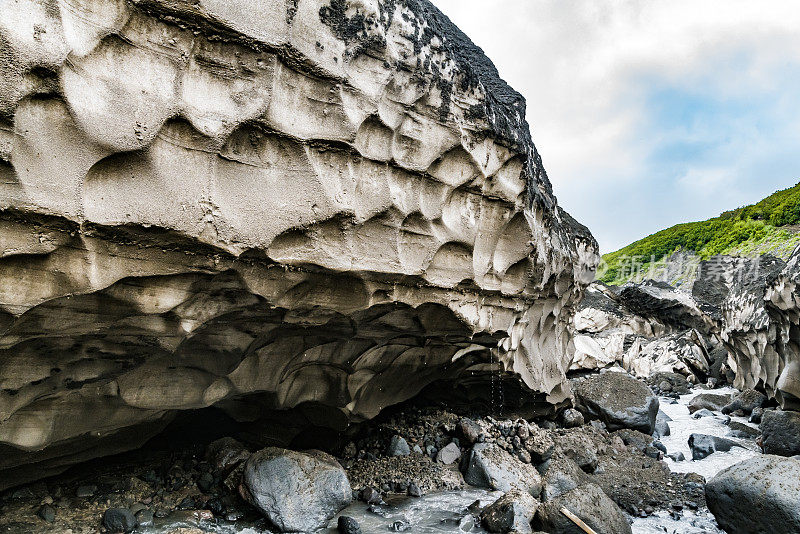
[722,252,800,410]
[0,0,598,488]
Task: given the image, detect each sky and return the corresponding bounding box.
[434,0,800,253]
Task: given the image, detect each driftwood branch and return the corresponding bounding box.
[560,506,600,534]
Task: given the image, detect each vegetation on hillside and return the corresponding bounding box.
[599,182,800,284]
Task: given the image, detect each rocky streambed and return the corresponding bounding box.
[4,369,796,534]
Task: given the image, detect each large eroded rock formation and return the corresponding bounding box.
[0,0,597,487]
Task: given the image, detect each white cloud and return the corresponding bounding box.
[433,0,800,251]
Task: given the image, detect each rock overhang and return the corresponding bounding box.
[0,0,598,488]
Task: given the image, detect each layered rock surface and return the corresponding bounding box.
[0,0,597,488]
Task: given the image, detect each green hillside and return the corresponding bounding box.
[599,182,800,285]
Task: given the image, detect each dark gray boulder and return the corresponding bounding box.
[463,443,543,496]
[102,508,136,533]
[387,435,411,457]
[535,483,631,534]
[539,453,589,501]
[241,448,352,533]
[688,393,731,414]
[727,421,760,440]
[722,389,767,415]
[688,434,743,460]
[337,516,362,534]
[760,409,800,456]
[481,489,538,533]
[706,455,800,534]
[574,372,659,434]
[206,437,250,474]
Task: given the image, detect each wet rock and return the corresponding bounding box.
[653,419,670,438]
[574,372,659,434]
[722,389,767,415]
[37,504,55,523]
[359,487,384,505]
[241,448,352,533]
[727,421,760,440]
[463,443,543,495]
[667,451,685,462]
[692,408,715,418]
[103,507,137,533]
[560,409,584,428]
[760,409,800,456]
[535,483,631,534]
[481,489,539,533]
[706,455,800,534]
[688,433,742,460]
[688,393,731,414]
[391,517,411,531]
[337,516,362,534]
[436,442,461,465]
[749,406,764,424]
[206,437,250,474]
[407,482,422,497]
[387,436,411,457]
[135,508,154,527]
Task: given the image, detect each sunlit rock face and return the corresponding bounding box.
[571,281,714,377]
[0,0,598,487]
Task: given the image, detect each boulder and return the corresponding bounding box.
[574,373,659,434]
[387,436,411,457]
[481,489,539,533]
[206,437,250,474]
[0,0,598,489]
[653,419,670,439]
[102,508,136,533]
[463,443,543,496]
[241,448,352,532]
[760,409,800,456]
[436,442,461,465]
[727,421,760,440]
[560,409,584,428]
[459,418,484,445]
[535,483,631,534]
[722,389,767,415]
[706,455,800,534]
[539,453,589,501]
[688,393,731,414]
[337,516,362,534]
[688,434,743,461]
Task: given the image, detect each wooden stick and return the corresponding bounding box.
[560,506,600,534]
